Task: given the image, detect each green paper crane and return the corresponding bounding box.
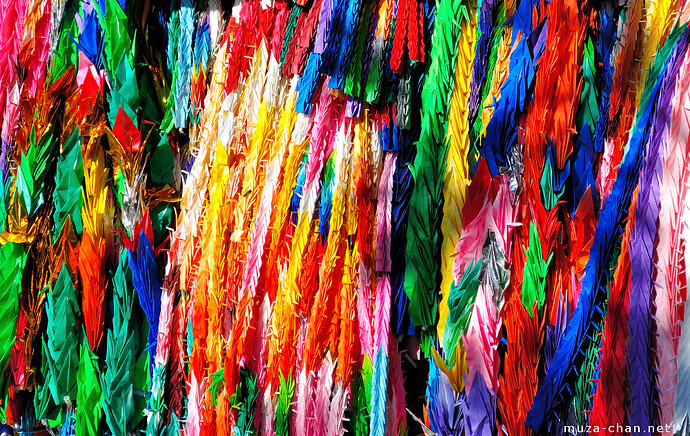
[161,3,181,134]
[34,343,61,423]
[53,128,84,239]
[234,369,259,435]
[44,264,81,406]
[576,36,599,135]
[76,340,102,436]
[350,372,370,435]
[442,259,481,362]
[102,249,140,436]
[51,9,79,82]
[275,374,294,436]
[15,125,57,218]
[521,221,552,317]
[403,0,475,350]
[344,1,373,99]
[0,243,27,394]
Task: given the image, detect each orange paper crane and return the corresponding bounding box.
[79,142,113,352]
